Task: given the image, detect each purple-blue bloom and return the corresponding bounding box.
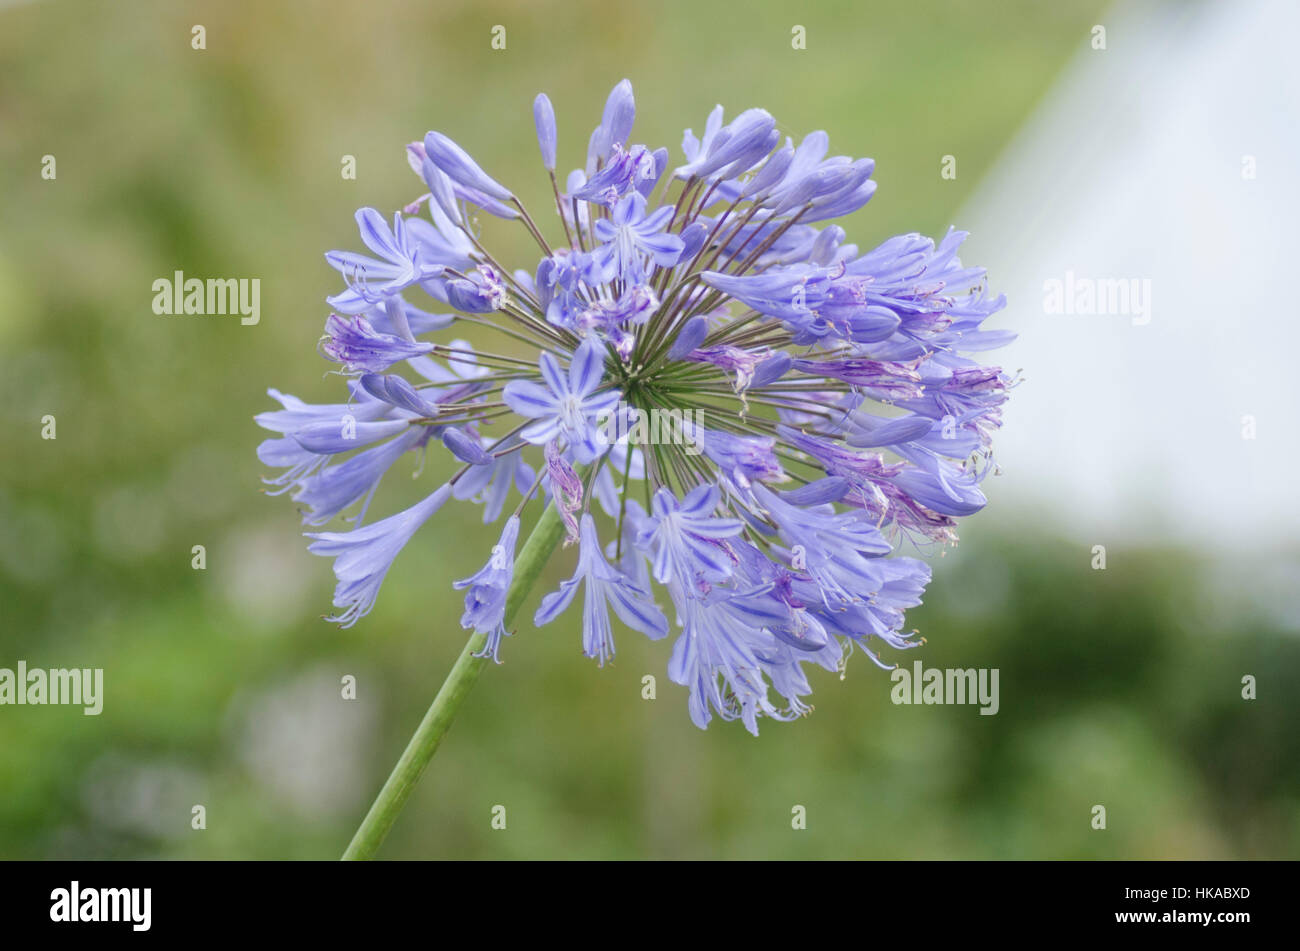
[455,515,521,662]
[502,337,621,464]
[535,514,668,666]
[325,208,446,314]
[306,484,452,628]
[422,131,514,204]
[590,193,684,284]
[638,485,742,588]
[320,313,435,374]
[572,144,658,207]
[258,79,1014,733]
[532,94,557,172]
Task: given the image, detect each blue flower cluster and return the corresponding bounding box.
[257,80,1013,733]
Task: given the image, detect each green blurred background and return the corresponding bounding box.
[2,0,1296,859]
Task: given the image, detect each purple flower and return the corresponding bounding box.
[589,79,636,168]
[502,337,621,464]
[536,252,589,329]
[406,139,519,221]
[260,80,1013,734]
[637,486,743,588]
[572,284,658,357]
[422,131,513,204]
[571,144,658,207]
[590,193,684,284]
[363,296,456,338]
[306,484,452,627]
[533,93,557,171]
[544,441,584,543]
[325,209,445,314]
[791,357,924,401]
[534,515,668,666]
[666,315,709,360]
[750,482,891,608]
[681,422,784,486]
[455,515,520,662]
[320,313,434,374]
[254,387,413,520]
[667,592,794,735]
[686,344,772,392]
[700,266,830,322]
[444,265,507,314]
[674,106,778,183]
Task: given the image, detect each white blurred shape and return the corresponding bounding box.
[958,0,1300,551]
[215,523,317,631]
[81,754,204,840]
[231,666,378,820]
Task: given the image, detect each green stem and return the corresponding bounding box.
[341,501,568,860]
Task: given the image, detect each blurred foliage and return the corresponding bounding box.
[1,0,1295,859]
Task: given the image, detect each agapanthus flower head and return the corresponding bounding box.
[258,80,1014,734]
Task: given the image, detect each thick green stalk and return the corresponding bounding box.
[341,501,567,860]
